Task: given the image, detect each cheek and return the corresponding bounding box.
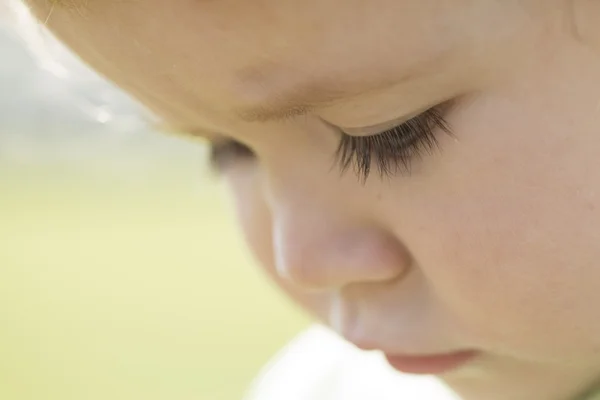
[400,93,600,358]
[421,189,598,356]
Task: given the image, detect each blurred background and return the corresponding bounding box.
[0,3,309,399]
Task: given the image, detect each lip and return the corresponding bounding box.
[384,350,478,375]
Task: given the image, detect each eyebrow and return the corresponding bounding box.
[232,77,399,124]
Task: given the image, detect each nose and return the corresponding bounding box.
[272,206,410,290]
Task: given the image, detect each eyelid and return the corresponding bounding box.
[336,98,457,137]
[338,107,432,136]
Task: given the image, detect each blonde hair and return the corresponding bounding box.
[3,0,157,131]
[5,0,66,75]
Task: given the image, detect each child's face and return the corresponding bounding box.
[25,0,600,398]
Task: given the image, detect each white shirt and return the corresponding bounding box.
[245,325,461,400]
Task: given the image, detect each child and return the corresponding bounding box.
[14,1,600,399]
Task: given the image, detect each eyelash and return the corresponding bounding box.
[209,105,452,181]
[335,106,452,181]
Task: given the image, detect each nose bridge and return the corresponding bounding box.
[270,192,410,290]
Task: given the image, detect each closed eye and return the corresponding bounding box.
[335,104,452,182]
[208,103,453,180]
[209,138,255,172]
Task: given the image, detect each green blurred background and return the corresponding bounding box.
[0,7,310,400]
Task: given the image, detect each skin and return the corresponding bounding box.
[21,0,600,399]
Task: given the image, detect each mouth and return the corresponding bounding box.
[383,350,479,375]
[342,333,479,375]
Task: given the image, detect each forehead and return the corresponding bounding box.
[25,0,520,128]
